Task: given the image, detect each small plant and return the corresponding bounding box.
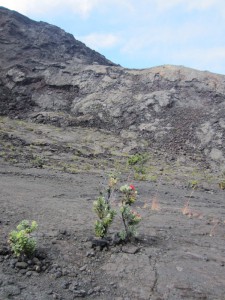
[134,172,147,181]
[119,184,142,241]
[127,153,148,180]
[218,180,225,190]
[32,156,44,168]
[8,220,38,257]
[188,180,198,189]
[119,205,142,240]
[92,175,142,245]
[107,173,118,199]
[128,154,145,166]
[93,196,116,238]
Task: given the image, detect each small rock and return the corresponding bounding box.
[86,251,95,257]
[46,289,53,295]
[121,245,140,254]
[43,266,48,271]
[61,281,70,289]
[88,289,93,295]
[20,269,27,275]
[53,293,61,299]
[35,265,41,273]
[79,265,87,272]
[91,238,109,251]
[93,286,101,293]
[0,246,9,256]
[82,237,89,242]
[54,271,62,279]
[59,229,67,235]
[62,268,69,276]
[73,289,86,297]
[176,266,183,272]
[0,285,21,296]
[7,279,15,285]
[15,262,28,269]
[32,257,41,265]
[36,250,47,260]
[69,282,78,292]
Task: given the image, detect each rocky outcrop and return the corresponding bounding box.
[1,6,225,170]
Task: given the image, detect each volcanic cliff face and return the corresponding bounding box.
[1,6,225,170]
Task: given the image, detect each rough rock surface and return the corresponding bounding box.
[1,7,225,170]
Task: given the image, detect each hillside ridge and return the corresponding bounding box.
[0,7,225,171]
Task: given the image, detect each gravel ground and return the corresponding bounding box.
[0,162,225,300]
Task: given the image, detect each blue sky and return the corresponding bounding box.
[1,0,225,74]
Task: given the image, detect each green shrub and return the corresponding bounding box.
[8,220,38,257]
[32,156,44,168]
[128,154,141,165]
[128,153,147,166]
[93,196,116,238]
[119,184,142,241]
[127,153,148,180]
[92,175,142,244]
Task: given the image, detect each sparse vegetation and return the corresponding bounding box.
[93,173,142,243]
[127,153,144,166]
[148,175,158,182]
[127,153,149,180]
[8,220,38,257]
[32,156,44,168]
[188,179,198,189]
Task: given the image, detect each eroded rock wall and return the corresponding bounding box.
[1,7,225,169]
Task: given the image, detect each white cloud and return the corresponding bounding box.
[0,0,104,18]
[187,0,217,10]
[154,0,222,11]
[121,20,208,56]
[0,0,136,18]
[1,0,225,74]
[80,33,120,50]
[0,0,30,14]
[170,47,225,74]
[66,0,104,18]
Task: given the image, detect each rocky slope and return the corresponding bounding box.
[1,6,225,171]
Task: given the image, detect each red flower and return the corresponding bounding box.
[129,185,135,190]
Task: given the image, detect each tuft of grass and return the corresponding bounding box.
[188,180,198,189]
[148,175,158,182]
[218,179,225,190]
[151,197,160,211]
[31,156,44,168]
